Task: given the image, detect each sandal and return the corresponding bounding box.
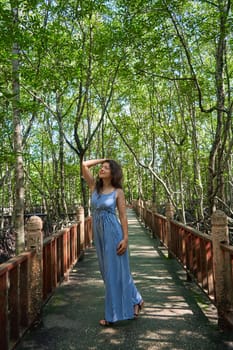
[99,319,114,327]
[134,300,144,318]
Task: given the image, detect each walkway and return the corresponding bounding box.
[16,210,232,350]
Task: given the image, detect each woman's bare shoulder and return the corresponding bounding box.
[116,188,124,198]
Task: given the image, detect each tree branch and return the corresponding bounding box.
[162,0,221,114]
[106,110,175,206]
[138,70,195,82]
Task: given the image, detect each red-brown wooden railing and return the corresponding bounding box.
[0,251,35,350]
[133,200,233,329]
[169,220,215,301]
[0,216,92,350]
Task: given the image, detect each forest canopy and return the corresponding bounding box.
[0,0,233,252]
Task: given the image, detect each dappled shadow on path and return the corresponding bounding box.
[16,210,233,350]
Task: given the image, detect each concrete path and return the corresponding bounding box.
[16,209,233,350]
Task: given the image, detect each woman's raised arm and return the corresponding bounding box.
[81,159,106,191]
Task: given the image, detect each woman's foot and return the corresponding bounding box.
[134,300,144,318]
[99,319,114,327]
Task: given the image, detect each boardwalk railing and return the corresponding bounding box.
[0,208,92,350]
[133,199,233,330]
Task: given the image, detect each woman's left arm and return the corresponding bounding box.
[116,189,128,255]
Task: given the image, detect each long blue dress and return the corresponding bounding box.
[91,189,142,323]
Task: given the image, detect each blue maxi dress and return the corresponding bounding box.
[91,189,142,323]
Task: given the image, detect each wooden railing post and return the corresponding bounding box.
[151,202,157,238]
[0,269,9,350]
[144,201,148,228]
[136,199,140,216]
[211,210,233,329]
[77,206,85,256]
[26,216,43,323]
[138,198,143,220]
[165,202,175,258]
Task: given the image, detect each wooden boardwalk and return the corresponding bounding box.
[16,210,233,350]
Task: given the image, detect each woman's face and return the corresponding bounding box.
[99,162,112,180]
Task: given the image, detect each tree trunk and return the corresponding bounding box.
[207,0,230,214]
[11,2,25,253]
[56,96,68,220]
[79,152,89,217]
[190,104,204,221]
[59,122,68,219]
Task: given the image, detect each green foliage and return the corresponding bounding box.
[0,0,232,223]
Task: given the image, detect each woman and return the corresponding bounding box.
[82,158,144,326]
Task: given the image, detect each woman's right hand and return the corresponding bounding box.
[116,239,128,255]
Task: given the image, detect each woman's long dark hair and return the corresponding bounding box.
[95,159,123,193]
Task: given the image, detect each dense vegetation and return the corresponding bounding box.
[0,0,232,254]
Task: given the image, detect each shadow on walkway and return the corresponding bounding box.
[16,210,233,350]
